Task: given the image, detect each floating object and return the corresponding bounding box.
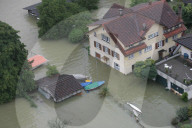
[85,79,91,82]
[72,74,89,80]
[127,102,142,113]
[80,82,92,87]
[84,81,105,91]
[28,55,48,70]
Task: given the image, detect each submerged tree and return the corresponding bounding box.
[46,64,59,77]
[75,0,99,10]
[48,118,69,128]
[130,0,149,7]
[37,0,86,38]
[173,3,192,28]
[0,21,27,104]
[133,59,157,80]
[41,11,93,42]
[16,60,36,96]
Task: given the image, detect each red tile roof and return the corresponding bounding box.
[164,24,187,38]
[28,55,47,68]
[124,43,147,56]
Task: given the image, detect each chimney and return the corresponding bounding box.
[178,4,182,20]
[143,23,147,31]
[119,8,123,16]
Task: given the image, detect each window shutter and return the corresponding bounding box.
[99,44,102,50]
[94,41,96,47]
[155,43,158,49]
[162,40,165,46]
[112,51,114,57]
[103,46,105,52]
[108,49,110,55]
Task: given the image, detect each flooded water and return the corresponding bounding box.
[0,0,189,128]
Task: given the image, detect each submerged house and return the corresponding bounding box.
[156,34,192,99]
[87,0,186,75]
[36,74,83,102]
[23,2,41,19]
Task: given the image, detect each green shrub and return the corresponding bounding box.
[99,87,109,98]
[182,92,188,102]
[46,64,59,77]
[171,117,180,126]
[188,105,192,117]
[68,28,84,43]
[176,107,189,122]
[181,124,192,128]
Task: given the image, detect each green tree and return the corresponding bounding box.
[46,64,59,77]
[37,0,86,38]
[75,0,99,10]
[176,107,189,122]
[134,59,157,80]
[16,61,36,96]
[0,21,27,104]
[41,11,92,41]
[68,28,84,43]
[173,3,192,28]
[181,92,188,102]
[130,0,149,7]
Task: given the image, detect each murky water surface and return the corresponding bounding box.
[0,0,189,128]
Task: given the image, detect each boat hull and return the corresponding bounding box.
[84,81,105,91]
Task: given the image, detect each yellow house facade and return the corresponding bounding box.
[88,1,186,74]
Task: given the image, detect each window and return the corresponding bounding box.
[139,50,142,55]
[157,40,163,48]
[102,34,110,43]
[94,41,101,50]
[148,32,158,40]
[96,42,99,49]
[145,45,152,52]
[129,54,134,59]
[112,51,120,60]
[165,38,168,43]
[114,62,120,71]
[147,57,151,59]
[94,32,97,37]
[173,34,178,40]
[103,46,110,54]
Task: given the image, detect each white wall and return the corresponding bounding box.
[181,46,192,60]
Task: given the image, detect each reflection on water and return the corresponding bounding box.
[0,0,189,127]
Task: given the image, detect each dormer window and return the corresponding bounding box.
[179,24,182,27]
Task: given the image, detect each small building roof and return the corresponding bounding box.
[28,55,48,69]
[183,0,192,4]
[175,34,192,50]
[36,74,83,102]
[23,2,41,18]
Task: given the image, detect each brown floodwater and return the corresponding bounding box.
[0,0,189,128]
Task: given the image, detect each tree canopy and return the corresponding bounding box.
[37,0,86,38]
[133,59,157,80]
[173,3,192,28]
[41,11,93,42]
[0,21,28,104]
[75,0,99,10]
[130,0,149,7]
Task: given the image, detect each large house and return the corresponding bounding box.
[87,0,187,74]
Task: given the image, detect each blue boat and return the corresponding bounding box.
[84,81,105,91]
[80,82,92,87]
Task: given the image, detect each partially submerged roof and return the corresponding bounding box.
[183,0,192,4]
[28,55,48,69]
[175,34,192,50]
[36,74,83,102]
[23,2,41,18]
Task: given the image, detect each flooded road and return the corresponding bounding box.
[0,0,189,128]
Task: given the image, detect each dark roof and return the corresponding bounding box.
[175,34,192,50]
[36,74,83,102]
[23,0,72,18]
[23,2,41,18]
